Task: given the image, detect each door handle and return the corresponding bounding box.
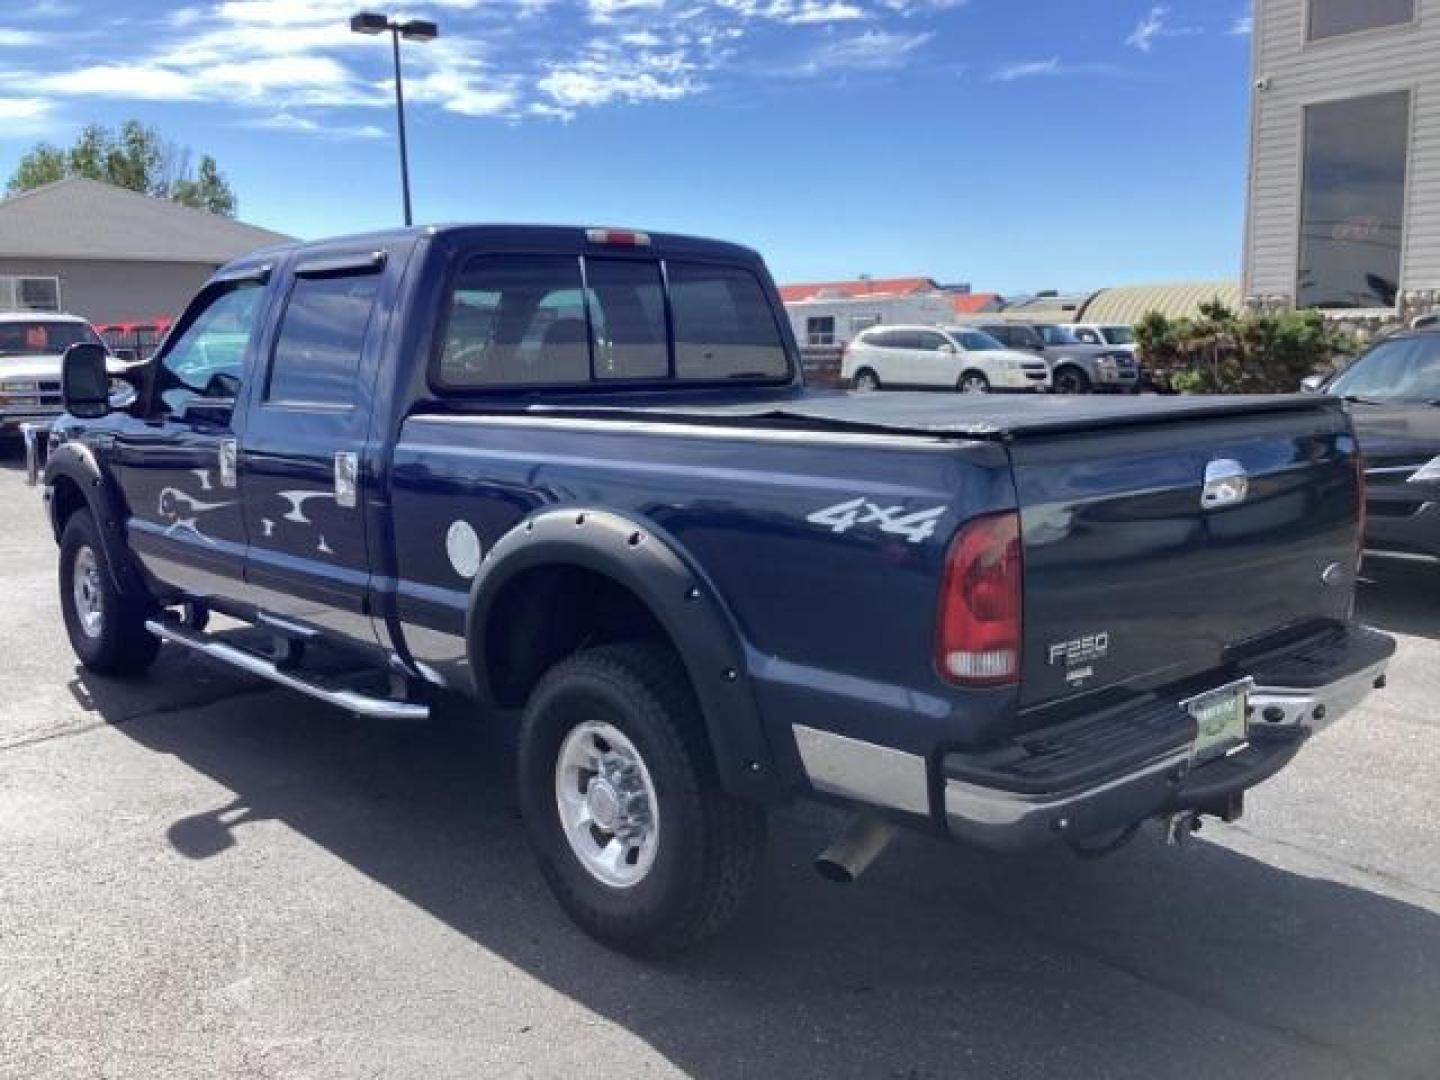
[334,451,358,509]
[218,439,238,488]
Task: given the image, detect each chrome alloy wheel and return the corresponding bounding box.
[72,545,104,639]
[555,720,661,889]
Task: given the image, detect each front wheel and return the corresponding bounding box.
[517,643,767,955]
[1053,366,1092,394]
[58,510,159,676]
[958,371,991,394]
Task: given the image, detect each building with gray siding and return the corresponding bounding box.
[1244,0,1440,317]
[0,178,292,324]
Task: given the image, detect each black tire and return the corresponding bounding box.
[517,642,767,956]
[957,370,991,394]
[1053,365,1092,394]
[58,510,159,676]
[852,368,881,392]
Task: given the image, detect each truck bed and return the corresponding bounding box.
[505,388,1344,440]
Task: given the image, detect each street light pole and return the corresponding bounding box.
[389,25,412,226]
[351,12,439,228]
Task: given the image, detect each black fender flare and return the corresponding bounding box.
[43,441,143,595]
[464,507,783,802]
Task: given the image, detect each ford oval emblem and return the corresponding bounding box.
[1201,459,1249,510]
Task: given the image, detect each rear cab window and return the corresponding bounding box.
[435,249,792,390]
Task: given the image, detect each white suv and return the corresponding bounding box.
[842,324,1051,393]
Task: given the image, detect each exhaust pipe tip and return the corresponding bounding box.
[813,815,896,884]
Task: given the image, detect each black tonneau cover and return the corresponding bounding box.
[520,389,1344,440]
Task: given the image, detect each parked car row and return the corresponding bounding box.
[837,319,1143,396]
[841,325,1050,393]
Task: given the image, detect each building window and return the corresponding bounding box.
[1308,0,1414,41]
[849,315,881,334]
[0,276,60,311]
[1297,90,1411,310]
[806,316,836,346]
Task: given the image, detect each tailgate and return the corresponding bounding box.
[1010,404,1359,716]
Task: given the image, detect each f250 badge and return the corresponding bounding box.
[1048,632,1110,686]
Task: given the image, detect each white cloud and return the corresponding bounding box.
[0,96,51,119]
[784,1,868,24]
[539,47,699,107]
[586,0,666,22]
[0,95,54,139]
[795,29,933,74]
[994,57,1059,81]
[0,0,969,127]
[991,56,1125,81]
[1230,15,1254,35]
[244,111,387,139]
[1125,3,1201,52]
[879,0,967,14]
[1126,4,1168,52]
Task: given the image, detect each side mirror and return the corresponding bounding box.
[1299,373,1326,394]
[937,342,958,355]
[61,342,112,419]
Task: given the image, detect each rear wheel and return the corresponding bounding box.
[1053,365,1092,394]
[59,510,158,676]
[958,371,991,394]
[853,368,881,392]
[517,642,767,955]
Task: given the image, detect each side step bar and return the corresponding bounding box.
[144,618,430,721]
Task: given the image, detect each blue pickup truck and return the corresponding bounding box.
[37,224,1395,954]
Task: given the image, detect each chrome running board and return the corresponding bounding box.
[144,618,430,721]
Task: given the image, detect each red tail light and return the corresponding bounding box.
[936,511,1023,687]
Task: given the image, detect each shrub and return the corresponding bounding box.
[1134,302,1357,393]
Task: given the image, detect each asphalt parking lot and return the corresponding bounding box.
[2,457,1438,1080]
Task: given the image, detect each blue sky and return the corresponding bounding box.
[0,1,1254,293]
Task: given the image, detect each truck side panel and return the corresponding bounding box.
[385,416,1018,792]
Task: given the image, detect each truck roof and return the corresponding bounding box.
[234,223,764,268]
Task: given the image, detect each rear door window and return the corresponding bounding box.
[267,272,380,406]
[667,262,788,380]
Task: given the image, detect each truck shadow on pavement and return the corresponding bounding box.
[1359,565,1440,641]
[75,649,1440,1080]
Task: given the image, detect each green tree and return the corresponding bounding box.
[1134,302,1359,393]
[5,120,237,217]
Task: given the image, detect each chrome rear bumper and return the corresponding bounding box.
[792,626,1395,853]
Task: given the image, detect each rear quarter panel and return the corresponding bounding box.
[385,417,1018,785]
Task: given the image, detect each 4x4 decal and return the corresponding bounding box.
[806,497,946,544]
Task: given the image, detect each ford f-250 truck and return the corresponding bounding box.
[37,224,1395,955]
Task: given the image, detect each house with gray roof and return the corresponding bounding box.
[0,178,293,324]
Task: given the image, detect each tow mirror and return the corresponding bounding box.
[1299,373,1326,394]
[61,342,112,419]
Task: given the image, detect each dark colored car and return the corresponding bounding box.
[35,224,1393,955]
[1305,329,1440,569]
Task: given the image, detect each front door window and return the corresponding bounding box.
[152,283,263,421]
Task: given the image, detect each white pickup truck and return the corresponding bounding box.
[0,312,116,436]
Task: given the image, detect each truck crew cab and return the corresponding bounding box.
[38,224,1394,954]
